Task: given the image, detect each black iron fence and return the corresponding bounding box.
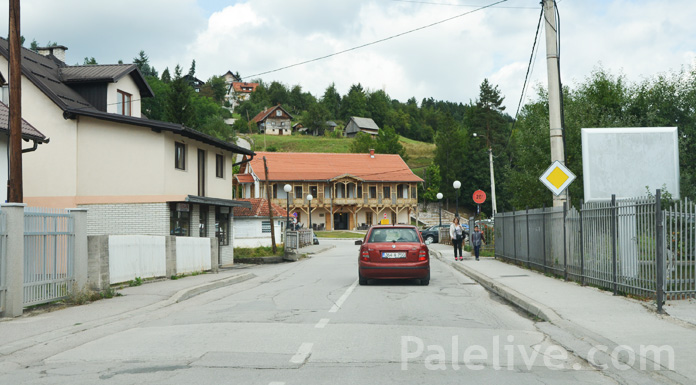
[495,193,696,306]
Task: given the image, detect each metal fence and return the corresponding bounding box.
[0,211,7,313]
[285,229,313,251]
[23,207,75,306]
[495,194,696,302]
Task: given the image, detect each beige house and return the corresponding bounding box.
[0,40,254,264]
[235,151,422,230]
[251,105,293,136]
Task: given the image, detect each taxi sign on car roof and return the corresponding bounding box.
[539,160,576,196]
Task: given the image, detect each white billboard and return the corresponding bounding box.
[581,127,680,202]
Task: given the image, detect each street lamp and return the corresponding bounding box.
[307,194,313,230]
[436,193,443,226]
[284,184,292,230]
[453,180,461,217]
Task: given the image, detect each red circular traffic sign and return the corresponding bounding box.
[473,190,486,204]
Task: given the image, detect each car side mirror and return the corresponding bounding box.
[355,240,363,245]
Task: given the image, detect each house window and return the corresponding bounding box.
[0,85,8,104]
[357,184,363,198]
[262,220,271,233]
[116,90,132,116]
[383,186,391,199]
[309,185,318,198]
[411,184,417,199]
[175,142,186,170]
[170,203,190,236]
[215,207,230,246]
[276,110,282,117]
[366,212,373,225]
[369,186,377,199]
[216,154,224,178]
[324,185,332,199]
[336,184,345,198]
[273,184,278,199]
[294,186,303,200]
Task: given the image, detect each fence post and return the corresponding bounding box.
[656,189,664,313]
[68,208,88,290]
[579,199,585,286]
[512,207,517,262]
[542,203,547,275]
[2,203,25,317]
[526,206,531,269]
[563,202,568,281]
[612,194,618,295]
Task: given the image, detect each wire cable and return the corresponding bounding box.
[389,0,536,9]
[242,0,510,81]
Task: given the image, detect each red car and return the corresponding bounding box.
[356,225,430,286]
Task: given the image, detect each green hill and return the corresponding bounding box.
[244,133,434,174]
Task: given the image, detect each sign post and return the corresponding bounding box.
[473,190,486,218]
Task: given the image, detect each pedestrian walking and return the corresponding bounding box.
[449,217,464,261]
[471,225,486,261]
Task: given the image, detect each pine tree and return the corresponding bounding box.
[165,65,194,126]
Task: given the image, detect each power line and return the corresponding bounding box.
[242,0,510,81]
[512,6,544,124]
[389,0,537,9]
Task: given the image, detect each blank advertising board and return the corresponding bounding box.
[581,127,680,202]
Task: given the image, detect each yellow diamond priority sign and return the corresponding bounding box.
[539,160,576,196]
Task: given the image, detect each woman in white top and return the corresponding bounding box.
[449,217,464,261]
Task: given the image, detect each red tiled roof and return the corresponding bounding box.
[246,152,423,183]
[251,105,293,123]
[233,198,288,218]
[232,82,259,93]
[235,174,254,183]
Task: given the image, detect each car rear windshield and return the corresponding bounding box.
[368,228,419,243]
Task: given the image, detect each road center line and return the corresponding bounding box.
[329,279,358,313]
[315,318,330,328]
[290,342,313,364]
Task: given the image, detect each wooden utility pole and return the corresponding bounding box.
[263,156,277,253]
[8,0,22,202]
[543,0,567,207]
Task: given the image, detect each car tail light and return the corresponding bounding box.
[418,248,428,261]
[361,247,370,261]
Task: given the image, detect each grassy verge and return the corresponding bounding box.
[234,245,285,258]
[464,244,496,257]
[315,231,365,239]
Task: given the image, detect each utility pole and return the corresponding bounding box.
[488,146,497,215]
[263,156,277,254]
[8,0,22,203]
[543,0,567,207]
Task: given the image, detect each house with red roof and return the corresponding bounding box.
[234,150,423,230]
[251,105,293,135]
[233,198,288,247]
[225,80,259,111]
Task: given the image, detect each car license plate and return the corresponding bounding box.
[382,252,406,259]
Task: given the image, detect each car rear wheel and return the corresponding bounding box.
[359,271,368,286]
[420,271,430,286]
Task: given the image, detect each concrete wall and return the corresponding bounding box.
[233,217,283,248]
[176,237,212,274]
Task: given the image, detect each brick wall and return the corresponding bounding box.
[80,203,170,236]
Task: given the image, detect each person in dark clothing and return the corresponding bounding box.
[471,225,486,261]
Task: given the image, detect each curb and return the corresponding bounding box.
[171,272,256,303]
[431,249,561,322]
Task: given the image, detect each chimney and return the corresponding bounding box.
[369,149,375,158]
[37,45,68,63]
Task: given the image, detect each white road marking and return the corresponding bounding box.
[329,279,359,313]
[315,318,330,328]
[290,342,313,364]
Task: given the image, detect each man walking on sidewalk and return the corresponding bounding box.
[471,225,485,261]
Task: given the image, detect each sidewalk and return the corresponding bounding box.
[429,242,696,384]
[0,267,256,356]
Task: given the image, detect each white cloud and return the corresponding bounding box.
[1,0,695,113]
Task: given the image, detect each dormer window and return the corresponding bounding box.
[116,90,132,116]
[276,110,282,117]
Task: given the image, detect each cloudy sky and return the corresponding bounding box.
[2,0,695,113]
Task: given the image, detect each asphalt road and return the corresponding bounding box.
[0,240,618,384]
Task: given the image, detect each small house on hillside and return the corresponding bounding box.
[233,198,287,248]
[252,105,293,135]
[344,117,379,138]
